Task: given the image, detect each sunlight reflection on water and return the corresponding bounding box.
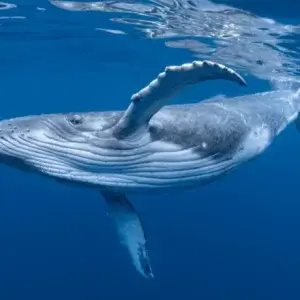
[47,0,300,87]
[0,0,299,88]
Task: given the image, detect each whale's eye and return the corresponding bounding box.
[68,114,83,125]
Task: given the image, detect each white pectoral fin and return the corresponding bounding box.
[101,190,154,279]
[114,60,246,138]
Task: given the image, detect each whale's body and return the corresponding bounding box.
[1,90,298,193]
[1,60,299,279]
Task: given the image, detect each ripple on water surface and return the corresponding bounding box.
[0,0,299,87]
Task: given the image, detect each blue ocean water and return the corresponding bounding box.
[0,0,300,299]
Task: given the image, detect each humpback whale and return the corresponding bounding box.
[0,60,299,278]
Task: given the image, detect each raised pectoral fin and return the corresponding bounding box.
[101,190,154,279]
[114,60,247,138]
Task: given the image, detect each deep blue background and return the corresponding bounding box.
[1,0,300,299]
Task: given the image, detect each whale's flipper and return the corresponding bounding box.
[114,60,247,138]
[101,191,153,279]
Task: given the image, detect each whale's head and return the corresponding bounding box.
[0,111,131,186]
